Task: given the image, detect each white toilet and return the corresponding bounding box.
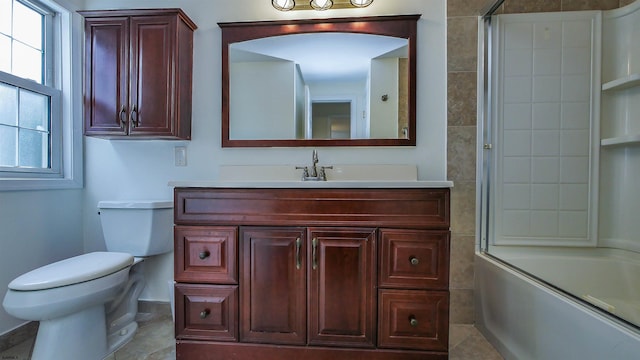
[2,200,173,360]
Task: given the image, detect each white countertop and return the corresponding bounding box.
[168,180,454,188]
[169,165,453,188]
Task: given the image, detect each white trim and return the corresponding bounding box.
[0,0,83,191]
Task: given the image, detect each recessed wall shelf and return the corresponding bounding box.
[602,73,640,91]
[601,134,640,147]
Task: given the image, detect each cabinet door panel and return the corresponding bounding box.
[308,228,376,348]
[84,17,129,135]
[240,227,307,345]
[129,15,175,136]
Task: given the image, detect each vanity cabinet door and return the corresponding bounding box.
[240,227,307,345]
[307,228,377,348]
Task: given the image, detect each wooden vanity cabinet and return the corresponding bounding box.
[173,187,450,360]
[80,9,196,139]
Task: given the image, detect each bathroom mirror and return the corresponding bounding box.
[219,15,420,147]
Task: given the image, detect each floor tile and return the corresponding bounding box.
[2,315,503,359]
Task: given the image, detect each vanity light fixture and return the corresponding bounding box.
[272,0,373,11]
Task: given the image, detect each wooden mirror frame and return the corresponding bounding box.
[219,14,420,147]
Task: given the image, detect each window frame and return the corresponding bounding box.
[0,72,62,178]
[0,0,83,191]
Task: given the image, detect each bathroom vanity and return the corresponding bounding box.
[172,184,450,359]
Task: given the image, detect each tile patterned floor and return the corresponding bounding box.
[1,311,502,359]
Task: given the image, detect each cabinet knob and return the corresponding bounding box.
[409,315,418,327]
[409,256,419,266]
[199,250,210,260]
[200,309,210,319]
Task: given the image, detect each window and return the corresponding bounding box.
[0,0,81,190]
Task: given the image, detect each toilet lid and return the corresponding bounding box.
[8,252,134,291]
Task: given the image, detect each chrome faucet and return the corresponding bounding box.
[296,150,332,181]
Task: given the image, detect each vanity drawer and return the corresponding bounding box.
[174,188,450,229]
[175,284,238,342]
[175,226,238,284]
[378,289,448,351]
[379,229,449,289]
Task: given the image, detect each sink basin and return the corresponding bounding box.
[218,164,418,182]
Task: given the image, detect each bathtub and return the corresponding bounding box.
[475,248,640,360]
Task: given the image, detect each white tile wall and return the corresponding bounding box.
[492,12,598,245]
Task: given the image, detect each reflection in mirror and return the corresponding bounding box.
[229,33,408,141]
[219,15,420,147]
[312,102,351,139]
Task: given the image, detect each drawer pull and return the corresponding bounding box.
[312,237,318,270]
[119,106,127,128]
[409,315,418,327]
[295,237,302,270]
[409,256,420,266]
[199,250,210,260]
[200,309,210,319]
[130,106,139,128]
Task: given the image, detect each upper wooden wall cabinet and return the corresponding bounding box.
[80,9,196,139]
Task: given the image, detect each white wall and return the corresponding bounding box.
[80,0,447,303]
[0,0,86,336]
[0,191,84,334]
[230,61,297,139]
[370,57,400,138]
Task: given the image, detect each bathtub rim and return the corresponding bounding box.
[476,250,640,335]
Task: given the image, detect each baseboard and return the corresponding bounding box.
[0,322,38,353]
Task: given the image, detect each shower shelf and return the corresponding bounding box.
[602,73,640,91]
[601,134,640,147]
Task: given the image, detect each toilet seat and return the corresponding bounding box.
[8,252,134,291]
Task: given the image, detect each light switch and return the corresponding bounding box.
[174,146,187,166]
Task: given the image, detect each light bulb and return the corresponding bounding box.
[350,0,373,7]
[310,0,333,11]
[272,0,295,11]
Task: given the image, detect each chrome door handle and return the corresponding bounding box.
[295,237,302,270]
[312,237,318,270]
[130,106,138,128]
[119,106,127,128]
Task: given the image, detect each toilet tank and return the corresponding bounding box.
[98,200,173,256]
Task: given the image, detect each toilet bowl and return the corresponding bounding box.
[2,200,173,360]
